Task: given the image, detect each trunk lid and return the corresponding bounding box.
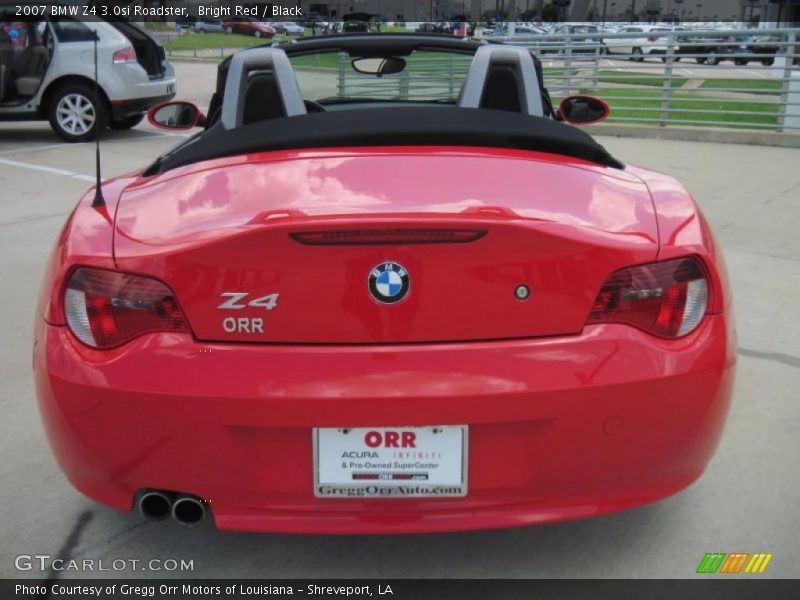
[114,149,657,344]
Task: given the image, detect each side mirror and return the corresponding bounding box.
[147,101,205,130]
[557,95,610,125]
[351,56,406,77]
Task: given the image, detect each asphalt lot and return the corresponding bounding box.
[0,61,798,579]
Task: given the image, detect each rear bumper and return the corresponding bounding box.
[105,61,176,118]
[34,315,735,534]
[110,93,174,120]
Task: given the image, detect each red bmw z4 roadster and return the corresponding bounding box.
[33,35,735,533]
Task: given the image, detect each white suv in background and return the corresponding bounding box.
[604,25,673,62]
[0,12,175,141]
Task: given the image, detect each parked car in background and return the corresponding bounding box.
[515,24,546,35]
[677,35,747,65]
[541,24,604,54]
[603,24,672,61]
[175,18,197,31]
[194,21,225,34]
[273,22,305,36]
[0,13,175,141]
[222,17,275,38]
[742,35,779,66]
[324,19,373,35]
[740,35,799,66]
[305,13,329,33]
[484,23,545,36]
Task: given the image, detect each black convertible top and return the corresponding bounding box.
[277,33,487,57]
[150,107,623,174]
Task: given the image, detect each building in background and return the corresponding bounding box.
[739,0,799,25]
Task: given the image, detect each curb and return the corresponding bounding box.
[583,123,800,148]
[168,55,227,63]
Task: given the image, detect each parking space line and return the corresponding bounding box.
[0,144,71,156]
[0,130,190,155]
[100,131,192,143]
[0,157,94,182]
[0,129,191,183]
[0,210,71,229]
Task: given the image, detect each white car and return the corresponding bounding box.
[193,21,225,34]
[0,12,175,142]
[603,25,673,61]
[280,22,305,36]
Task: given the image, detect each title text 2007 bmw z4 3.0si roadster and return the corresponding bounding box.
[33,34,735,534]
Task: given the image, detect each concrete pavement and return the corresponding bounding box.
[0,61,797,579]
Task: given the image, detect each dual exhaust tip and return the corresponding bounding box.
[139,491,206,527]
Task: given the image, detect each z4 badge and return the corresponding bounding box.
[217,292,279,333]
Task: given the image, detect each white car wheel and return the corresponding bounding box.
[56,93,95,136]
[48,84,108,143]
[55,92,97,138]
[254,31,261,38]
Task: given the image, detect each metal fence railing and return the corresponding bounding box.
[333,28,800,133]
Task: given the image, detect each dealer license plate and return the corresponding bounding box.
[314,426,468,498]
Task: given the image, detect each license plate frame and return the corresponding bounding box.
[313,426,468,499]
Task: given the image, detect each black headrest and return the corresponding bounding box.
[243,72,286,124]
[480,65,522,113]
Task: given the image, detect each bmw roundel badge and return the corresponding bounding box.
[368,262,410,304]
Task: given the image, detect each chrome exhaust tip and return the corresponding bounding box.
[172,496,205,527]
[139,491,172,521]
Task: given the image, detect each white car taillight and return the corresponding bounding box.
[113,47,137,64]
[586,257,711,338]
[64,268,189,349]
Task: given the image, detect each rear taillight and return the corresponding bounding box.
[64,268,189,349]
[113,47,137,64]
[587,257,710,338]
[648,35,658,42]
